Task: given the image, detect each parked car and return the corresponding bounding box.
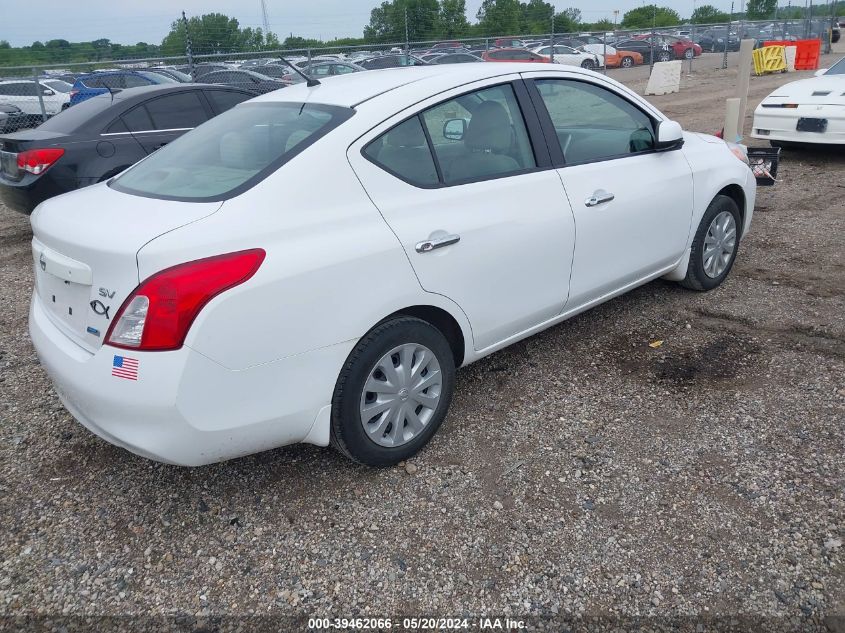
[41,79,73,95]
[27,63,756,467]
[697,28,742,53]
[198,69,287,94]
[69,71,176,106]
[282,62,366,84]
[751,56,844,147]
[529,45,603,69]
[145,68,193,83]
[614,38,676,63]
[0,79,71,115]
[0,84,255,213]
[481,48,551,63]
[0,103,34,133]
[250,64,297,80]
[175,64,233,78]
[493,38,526,48]
[357,55,428,69]
[429,53,484,64]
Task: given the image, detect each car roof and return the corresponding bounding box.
[250,63,557,108]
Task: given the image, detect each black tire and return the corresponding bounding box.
[684,48,694,59]
[581,59,595,69]
[621,56,634,68]
[658,51,672,62]
[680,195,742,292]
[771,140,802,150]
[330,316,456,466]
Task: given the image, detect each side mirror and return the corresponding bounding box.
[655,120,684,151]
[443,118,467,141]
[814,68,827,77]
[42,89,55,96]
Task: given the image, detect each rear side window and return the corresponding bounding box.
[123,75,150,88]
[121,106,154,132]
[111,102,352,201]
[144,92,208,129]
[205,89,252,114]
[363,117,438,186]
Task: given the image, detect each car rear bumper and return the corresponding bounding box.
[0,173,73,214]
[751,106,845,145]
[30,292,353,466]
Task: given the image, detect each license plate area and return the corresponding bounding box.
[796,117,827,133]
[37,271,91,335]
[0,150,19,179]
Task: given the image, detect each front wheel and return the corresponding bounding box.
[621,56,634,68]
[330,317,456,466]
[580,59,596,69]
[680,195,742,291]
[684,48,694,59]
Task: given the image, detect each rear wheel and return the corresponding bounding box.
[680,195,741,292]
[330,317,456,466]
[621,56,634,68]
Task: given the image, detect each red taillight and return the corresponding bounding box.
[105,249,266,351]
[70,89,78,98]
[17,148,65,175]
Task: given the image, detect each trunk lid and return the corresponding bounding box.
[30,182,222,353]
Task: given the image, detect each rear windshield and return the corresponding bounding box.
[110,102,352,201]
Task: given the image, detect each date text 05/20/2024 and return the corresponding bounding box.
[307,617,526,630]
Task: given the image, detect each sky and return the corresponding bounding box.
[2,0,749,47]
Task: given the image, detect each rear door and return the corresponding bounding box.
[349,77,576,352]
[523,73,693,309]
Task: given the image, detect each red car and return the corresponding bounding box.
[481,48,551,63]
[633,34,702,59]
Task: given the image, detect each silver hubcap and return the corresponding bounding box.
[703,211,737,278]
[359,343,442,448]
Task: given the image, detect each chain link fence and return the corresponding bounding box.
[0,17,839,135]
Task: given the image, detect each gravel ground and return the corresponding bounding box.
[0,52,843,632]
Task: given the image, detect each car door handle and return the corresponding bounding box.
[585,190,615,207]
[415,234,461,253]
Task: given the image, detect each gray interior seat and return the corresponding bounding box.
[376,121,437,183]
[447,101,521,182]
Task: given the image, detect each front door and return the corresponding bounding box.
[526,75,693,308]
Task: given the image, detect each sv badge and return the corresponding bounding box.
[89,299,111,320]
[98,287,116,299]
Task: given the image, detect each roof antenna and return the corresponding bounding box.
[278,55,320,87]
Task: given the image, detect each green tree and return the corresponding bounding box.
[439,0,470,37]
[690,4,730,24]
[476,0,522,35]
[553,7,581,33]
[364,0,440,42]
[620,5,681,29]
[746,0,777,19]
[520,0,554,34]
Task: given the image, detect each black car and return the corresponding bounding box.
[697,29,741,52]
[198,69,287,94]
[146,68,193,83]
[357,55,428,70]
[174,63,232,78]
[0,84,254,214]
[0,104,35,134]
[614,38,675,64]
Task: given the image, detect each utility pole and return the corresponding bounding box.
[182,11,195,80]
[404,7,410,64]
[550,13,555,63]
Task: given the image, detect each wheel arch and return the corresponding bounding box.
[716,183,746,234]
[386,305,467,368]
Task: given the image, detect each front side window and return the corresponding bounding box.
[111,102,350,201]
[534,79,655,165]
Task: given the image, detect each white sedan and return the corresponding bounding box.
[529,45,604,69]
[751,56,845,146]
[28,63,756,467]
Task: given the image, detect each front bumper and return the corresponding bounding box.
[751,105,845,145]
[30,293,353,466]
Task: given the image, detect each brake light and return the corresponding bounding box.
[70,89,78,98]
[17,148,65,175]
[105,249,265,351]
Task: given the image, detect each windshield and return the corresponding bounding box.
[827,57,845,75]
[111,102,352,202]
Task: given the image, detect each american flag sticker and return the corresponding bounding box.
[112,355,139,381]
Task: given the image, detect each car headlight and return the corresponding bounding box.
[726,141,749,166]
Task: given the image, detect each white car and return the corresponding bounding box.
[530,45,604,69]
[28,64,756,467]
[0,79,71,116]
[751,56,844,146]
